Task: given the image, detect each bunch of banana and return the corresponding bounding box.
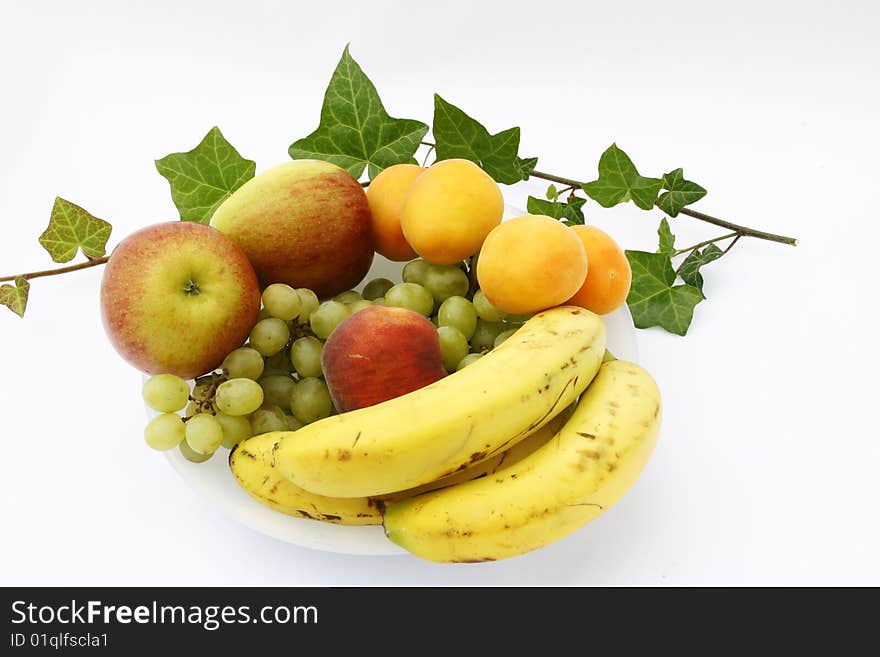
[272,306,606,497]
[383,359,661,562]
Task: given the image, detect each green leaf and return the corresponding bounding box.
[432,95,536,184]
[678,243,723,296]
[625,250,702,336]
[0,277,29,317]
[656,168,707,217]
[546,184,559,201]
[582,144,663,210]
[155,126,256,224]
[657,218,676,257]
[517,156,538,180]
[526,196,586,225]
[289,46,428,179]
[38,197,112,263]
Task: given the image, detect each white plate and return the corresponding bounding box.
[160,205,639,556]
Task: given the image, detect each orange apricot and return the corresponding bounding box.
[565,225,631,315]
[476,215,587,315]
[365,163,425,261]
[400,159,503,265]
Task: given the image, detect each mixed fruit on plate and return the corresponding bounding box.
[108,156,660,563]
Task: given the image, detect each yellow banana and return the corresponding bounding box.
[382,359,661,562]
[272,306,606,497]
[229,433,382,525]
[379,403,575,502]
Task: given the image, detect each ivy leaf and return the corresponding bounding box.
[432,95,536,184]
[656,168,707,217]
[516,156,538,180]
[0,277,30,317]
[625,250,703,336]
[156,126,256,224]
[289,46,428,179]
[526,196,586,225]
[546,184,559,201]
[38,197,112,263]
[678,243,723,296]
[657,218,676,257]
[582,144,663,210]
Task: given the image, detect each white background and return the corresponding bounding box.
[1,0,878,586]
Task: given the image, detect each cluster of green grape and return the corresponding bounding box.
[141,261,528,463]
[389,258,530,371]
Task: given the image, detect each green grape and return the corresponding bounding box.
[262,283,302,321]
[372,297,386,306]
[221,347,265,380]
[185,414,224,455]
[334,290,363,304]
[402,258,431,285]
[348,299,373,314]
[362,277,394,300]
[215,412,253,449]
[257,307,272,321]
[258,374,297,411]
[290,336,324,378]
[423,264,469,303]
[295,288,321,321]
[249,405,290,435]
[473,290,505,322]
[385,282,433,316]
[179,439,213,463]
[142,374,190,413]
[215,378,264,416]
[249,318,290,357]
[494,328,518,348]
[437,326,469,372]
[262,347,293,375]
[290,377,333,424]
[184,400,200,417]
[285,414,304,431]
[309,300,351,339]
[456,353,484,371]
[438,296,478,339]
[144,413,186,451]
[470,319,505,352]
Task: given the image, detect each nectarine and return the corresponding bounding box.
[321,306,446,412]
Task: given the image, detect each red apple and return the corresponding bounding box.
[209,160,374,298]
[322,306,447,412]
[100,221,261,379]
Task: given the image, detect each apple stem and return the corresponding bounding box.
[0,255,110,283]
